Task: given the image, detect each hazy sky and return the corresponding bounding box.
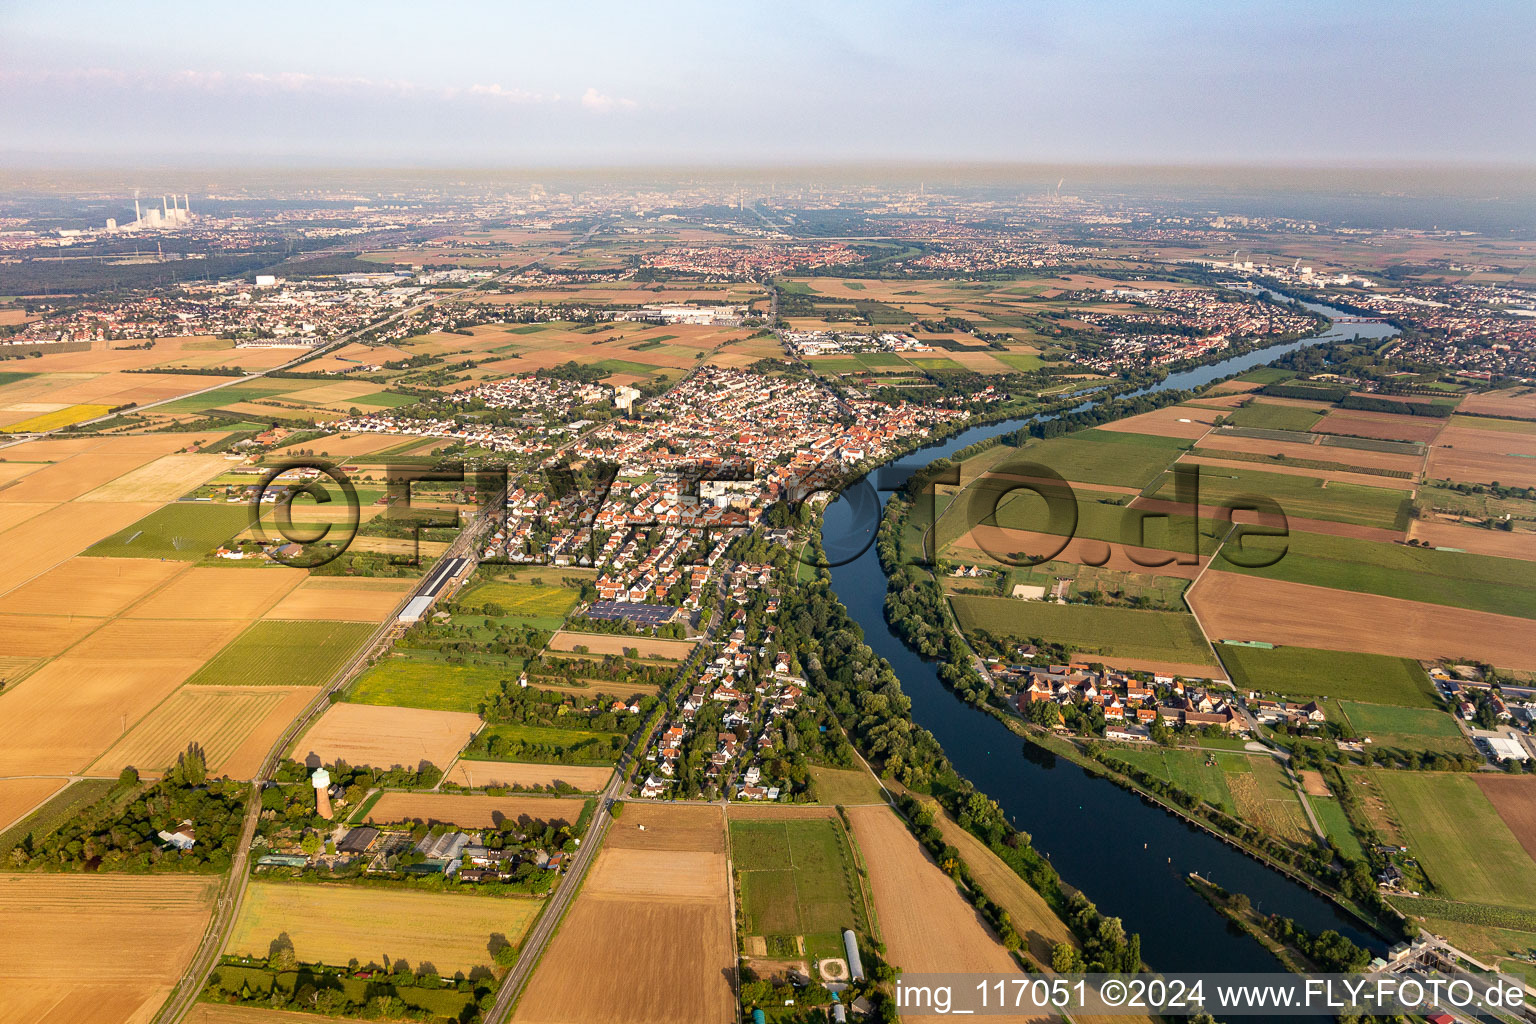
[2,0,1533,167]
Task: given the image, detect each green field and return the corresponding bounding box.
[1233,367,1299,386]
[1215,529,1536,620]
[950,595,1216,666]
[1151,466,1411,529]
[909,357,964,372]
[993,352,1046,372]
[187,619,376,688]
[456,581,577,620]
[976,486,1224,556]
[1226,400,1328,432]
[730,816,869,958]
[1217,644,1437,706]
[1106,748,1238,813]
[152,379,329,415]
[0,371,37,387]
[1372,772,1536,911]
[808,766,885,805]
[1334,701,1469,753]
[593,358,659,376]
[468,722,626,766]
[353,390,420,408]
[84,503,251,560]
[346,655,514,712]
[1011,434,1180,489]
[1310,796,1365,859]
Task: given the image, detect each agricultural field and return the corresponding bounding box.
[1226,399,1328,432]
[345,655,509,713]
[546,630,693,660]
[90,685,320,779]
[187,619,377,688]
[1150,465,1412,530]
[262,576,416,621]
[951,594,1218,672]
[1310,795,1365,860]
[468,722,626,766]
[0,555,184,616]
[447,760,612,792]
[0,777,66,833]
[915,795,1077,968]
[844,805,1042,1023]
[76,453,228,503]
[0,780,117,858]
[0,402,112,433]
[291,703,482,771]
[513,803,734,1024]
[226,881,540,975]
[0,874,216,1024]
[364,792,587,828]
[1371,772,1536,911]
[1331,701,1469,754]
[730,814,869,958]
[1194,572,1536,671]
[1214,528,1536,620]
[0,655,210,775]
[808,765,886,805]
[1215,644,1438,706]
[456,579,576,625]
[1009,433,1181,490]
[1428,421,1536,489]
[1105,748,1238,814]
[0,500,160,593]
[1475,775,1536,863]
[84,502,252,560]
[185,1006,353,1024]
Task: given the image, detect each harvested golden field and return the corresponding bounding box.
[0,612,103,657]
[920,797,1075,969]
[0,777,67,832]
[1096,404,1220,439]
[365,792,587,828]
[293,703,481,770]
[0,556,184,615]
[1475,775,1536,863]
[0,500,52,534]
[91,685,319,780]
[0,500,158,593]
[270,432,413,457]
[846,805,1040,1022]
[0,461,42,486]
[0,451,154,502]
[1314,409,1447,444]
[67,617,246,662]
[547,630,693,660]
[0,656,206,775]
[1408,519,1536,561]
[262,575,415,621]
[77,453,228,502]
[447,760,611,791]
[125,566,304,619]
[0,874,216,1024]
[1189,573,1536,670]
[226,881,540,974]
[513,803,733,1024]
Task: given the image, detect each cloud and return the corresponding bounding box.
[580,87,637,113]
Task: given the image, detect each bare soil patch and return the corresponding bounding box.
[547,630,693,660]
[1474,775,1536,864]
[1189,573,1536,670]
[1314,409,1446,444]
[446,760,611,791]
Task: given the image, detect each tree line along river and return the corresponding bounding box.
[821,302,1400,980]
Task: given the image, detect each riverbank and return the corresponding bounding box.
[822,300,1399,976]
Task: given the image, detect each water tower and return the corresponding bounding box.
[311,766,333,819]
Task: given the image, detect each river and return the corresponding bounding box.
[822,302,1398,975]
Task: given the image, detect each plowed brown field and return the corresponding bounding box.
[1188,573,1536,670]
[292,703,481,770]
[1475,775,1536,864]
[365,792,586,828]
[446,760,612,791]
